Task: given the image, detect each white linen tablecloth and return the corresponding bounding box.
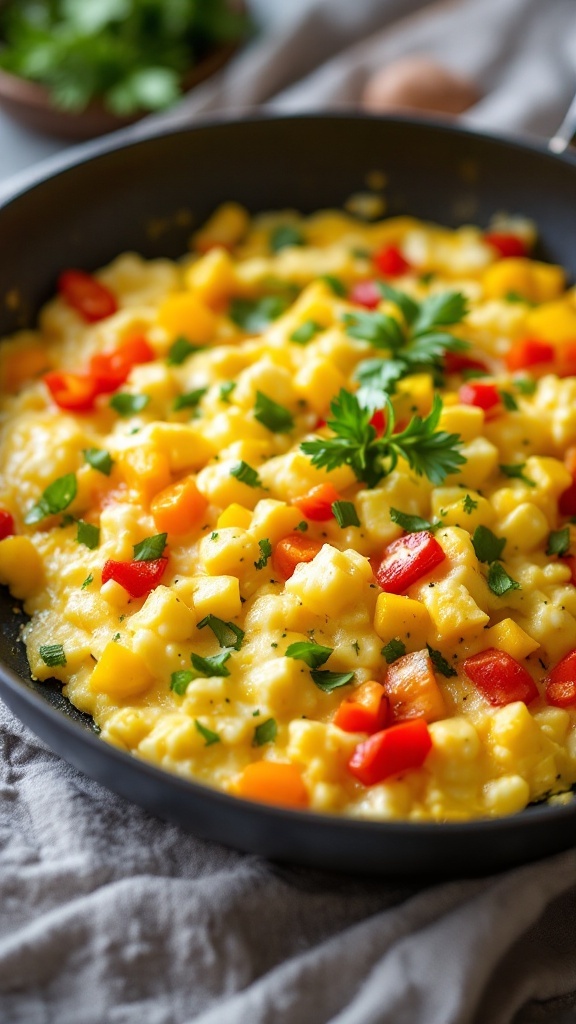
[0,2,575,1021]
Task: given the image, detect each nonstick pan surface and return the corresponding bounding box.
[0,113,575,875]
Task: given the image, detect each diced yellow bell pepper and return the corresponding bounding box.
[157,293,217,343]
[525,301,576,343]
[119,447,171,504]
[482,618,539,659]
[90,642,154,699]
[483,258,565,303]
[184,247,237,307]
[217,503,253,529]
[373,592,431,648]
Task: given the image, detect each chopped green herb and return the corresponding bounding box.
[254,391,294,433]
[505,291,535,305]
[352,640,360,656]
[254,538,272,570]
[112,632,121,642]
[426,644,457,678]
[514,377,537,396]
[488,562,521,596]
[197,615,244,650]
[81,573,94,590]
[253,717,277,746]
[270,224,304,252]
[194,719,220,746]
[230,461,262,488]
[190,650,231,677]
[331,500,361,528]
[210,531,218,540]
[83,448,113,476]
[109,392,150,416]
[546,527,571,558]
[219,381,237,403]
[499,390,519,412]
[76,520,100,550]
[229,295,290,333]
[285,641,333,668]
[310,669,355,692]
[320,274,346,297]
[167,336,205,366]
[133,533,167,562]
[471,525,506,564]
[390,507,441,533]
[173,387,207,412]
[170,670,194,695]
[39,643,66,668]
[461,367,490,380]
[24,473,77,525]
[462,494,478,515]
[295,520,308,532]
[499,462,535,487]
[290,319,322,344]
[381,638,406,664]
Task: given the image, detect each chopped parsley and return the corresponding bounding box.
[294,520,308,532]
[310,669,355,692]
[229,295,290,333]
[173,387,207,412]
[219,381,236,403]
[270,224,304,252]
[499,390,519,412]
[320,274,346,297]
[76,520,100,550]
[254,538,272,570]
[39,643,66,668]
[285,641,332,668]
[427,644,457,678]
[170,670,193,695]
[24,473,77,525]
[230,461,262,488]
[81,573,94,590]
[253,717,277,746]
[487,562,521,596]
[109,392,150,416]
[83,448,113,476]
[471,525,506,564]
[462,494,478,515]
[290,320,322,344]
[381,638,406,664]
[167,336,204,365]
[190,650,231,677]
[390,508,441,533]
[133,533,167,562]
[332,500,360,528]
[514,377,537,396]
[499,462,535,487]
[194,719,220,746]
[546,527,571,558]
[254,391,294,433]
[197,615,244,650]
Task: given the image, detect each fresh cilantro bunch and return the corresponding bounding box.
[0,0,249,115]
[344,284,469,408]
[301,390,465,488]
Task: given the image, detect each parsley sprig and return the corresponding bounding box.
[301,390,465,488]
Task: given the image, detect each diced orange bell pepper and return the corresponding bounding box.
[384,648,446,722]
[333,681,389,733]
[293,483,341,521]
[151,476,208,535]
[235,762,309,808]
[272,533,323,579]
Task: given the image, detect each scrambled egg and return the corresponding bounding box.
[0,202,575,822]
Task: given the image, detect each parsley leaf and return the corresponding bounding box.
[76,520,100,550]
[426,644,457,678]
[170,670,193,695]
[285,641,333,668]
[167,337,205,365]
[254,538,272,569]
[173,387,207,412]
[190,650,231,677]
[471,525,506,564]
[332,501,360,528]
[546,527,571,557]
[270,225,304,252]
[514,377,537,396]
[39,643,66,668]
[411,291,468,336]
[487,562,520,596]
[254,391,294,433]
[499,463,536,487]
[230,461,262,488]
[109,393,150,416]
[499,390,519,412]
[343,309,405,349]
[229,295,290,333]
[219,381,236,403]
[24,473,77,524]
[381,638,406,664]
[320,274,346,297]
[290,320,322,344]
[462,494,478,514]
[390,508,441,533]
[83,448,113,476]
[253,717,277,746]
[194,719,220,746]
[197,615,244,650]
[81,573,94,590]
[133,533,167,561]
[310,669,355,692]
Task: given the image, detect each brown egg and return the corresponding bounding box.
[362,56,481,117]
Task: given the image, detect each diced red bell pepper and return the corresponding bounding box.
[0,509,15,540]
[89,335,155,394]
[44,370,99,411]
[559,482,576,517]
[369,408,387,436]
[376,531,445,595]
[101,557,168,598]
[545,648,576,708]
[556,340,576,378]
[373,244,412,278]
[293,483,341,521]
[463,648,538,706]
[349,280,382,309]
[458,380,501,412]
[333,681,389,734]
[444,351,488,375]
[273,533,324,579]
[505,338,554,373]
[58,269,118,323]
[384,649,446,723]
[348,718,432,786]
[484,232,528,259]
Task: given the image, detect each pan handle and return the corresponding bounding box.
[548,93,576,154]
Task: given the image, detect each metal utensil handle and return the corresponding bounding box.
[549,92,576,153]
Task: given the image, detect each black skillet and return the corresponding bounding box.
[0,114,575,876]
